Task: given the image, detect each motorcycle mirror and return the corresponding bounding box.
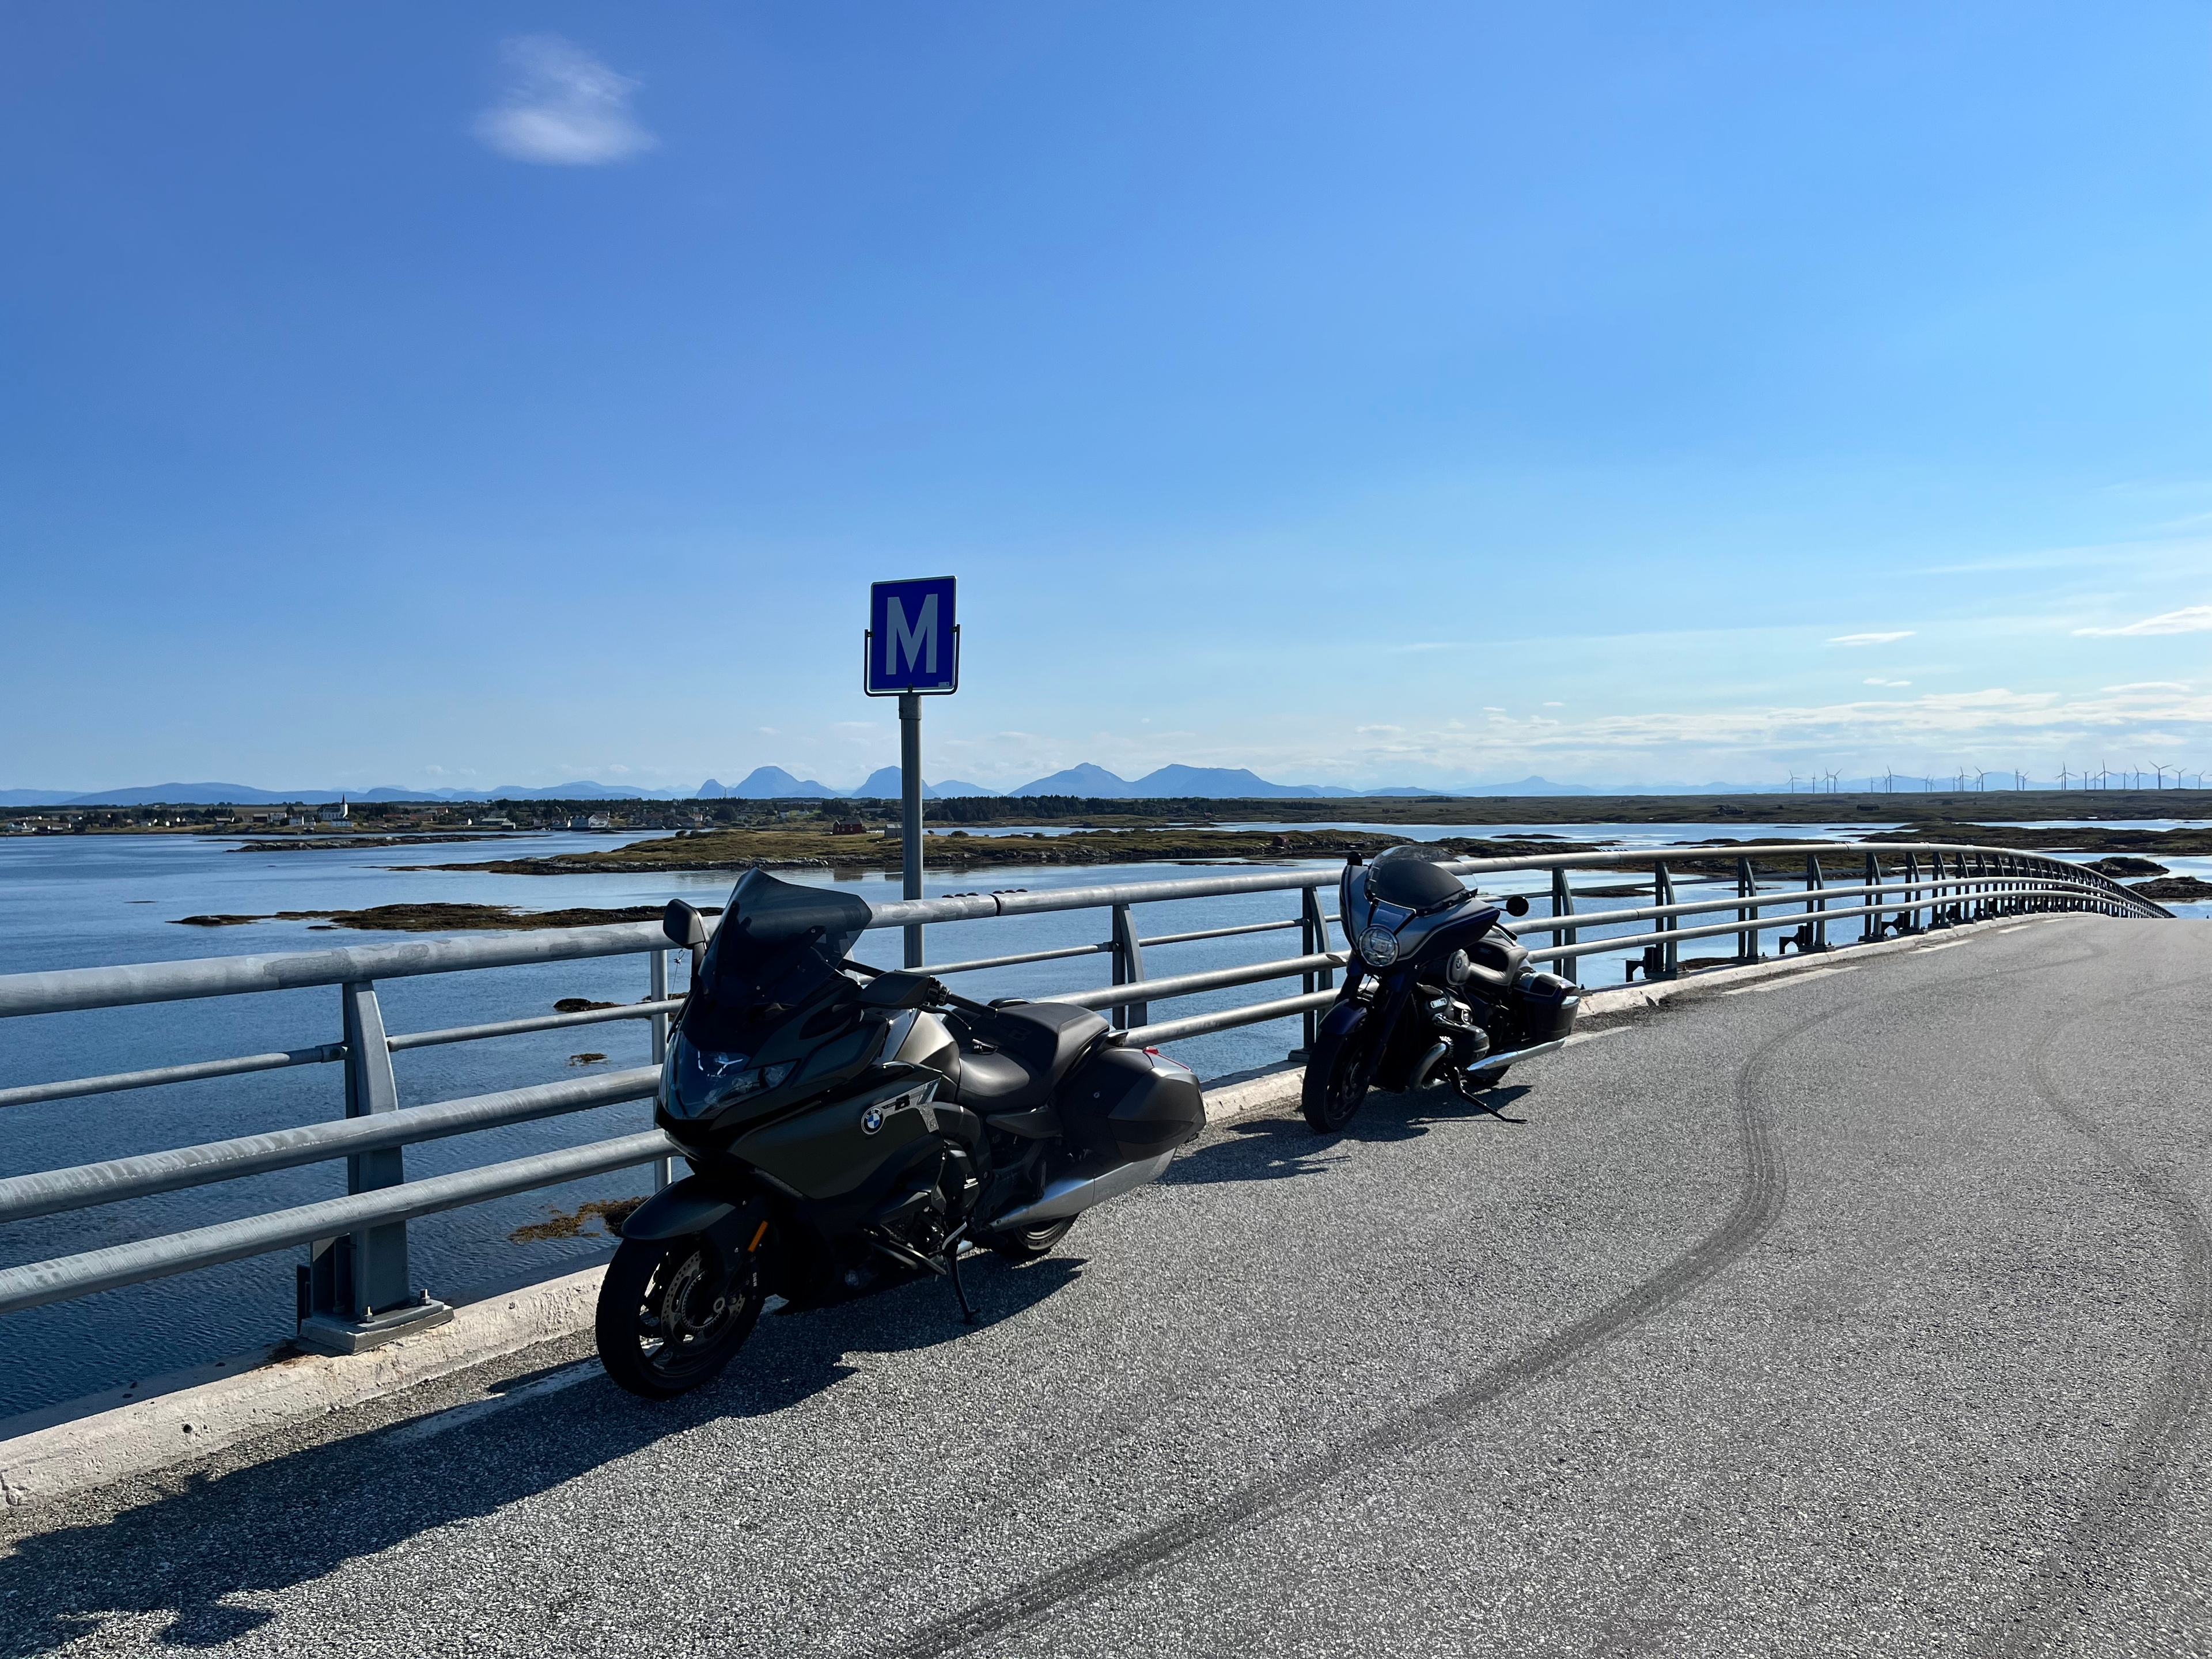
[662,899,711,950]
[1504,894,1531,917]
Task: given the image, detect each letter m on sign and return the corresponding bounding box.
[866,577,959,695]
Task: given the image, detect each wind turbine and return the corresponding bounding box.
[1825,769,1842,794]
[2058,763,2072,790]
[2153,762,2173,789]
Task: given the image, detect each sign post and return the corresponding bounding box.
[864,577,959,967]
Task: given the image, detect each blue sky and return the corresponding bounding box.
[5,2,2207,793]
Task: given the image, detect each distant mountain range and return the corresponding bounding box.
[0,781,665,807]
[1,768,1830,808]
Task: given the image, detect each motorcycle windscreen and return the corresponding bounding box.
[681,868,874,1050]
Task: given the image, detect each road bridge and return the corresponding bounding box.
[2,912,2204,1657]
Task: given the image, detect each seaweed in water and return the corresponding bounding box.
[509,1196,646,1244]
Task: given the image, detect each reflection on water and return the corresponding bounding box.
[0,824,2198,1418]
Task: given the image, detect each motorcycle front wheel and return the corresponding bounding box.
[1301,1019,1382,1134]
[596,1233,766,1400]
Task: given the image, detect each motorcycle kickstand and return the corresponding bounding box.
[1452,1069,1526,1123]
[943,1226,979,1325]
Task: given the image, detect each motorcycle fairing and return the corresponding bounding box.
[730,1071,972,1203]
[1342,859,1502,971]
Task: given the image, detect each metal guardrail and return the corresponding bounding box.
[0,843,2166,1334]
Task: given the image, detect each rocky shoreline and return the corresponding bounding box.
[173,903,669,933]
[405,825,1609,877]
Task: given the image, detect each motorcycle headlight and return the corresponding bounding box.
[1358,925,1400,967]
[666,1035,797,1119]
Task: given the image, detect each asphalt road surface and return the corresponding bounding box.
[4,914,2207,1658]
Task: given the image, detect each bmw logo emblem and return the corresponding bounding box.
[859,1103,885,1135]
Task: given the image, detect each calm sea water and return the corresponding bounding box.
[1,824,2201,1418]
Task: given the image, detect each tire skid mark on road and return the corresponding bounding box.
[1987,939,2212,1659]
[1590,932,2118,1658]
[869,1006,1811,1659]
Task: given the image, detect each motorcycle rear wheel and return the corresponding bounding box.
[1301,1021,1381,1134]
[596,1234,766,1400]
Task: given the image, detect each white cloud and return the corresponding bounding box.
[1825,631,1915,647]
[474,36,657,166]
[2103,681,2192,692]
[1541,701,1565,707]
[1864,679,1911,688]
[2073,605,2212,637]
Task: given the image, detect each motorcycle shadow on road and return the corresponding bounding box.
[0,1253,1080,1657]
[1161,1081,1537,1190]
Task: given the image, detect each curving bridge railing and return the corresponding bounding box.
[0,843,2166,1345]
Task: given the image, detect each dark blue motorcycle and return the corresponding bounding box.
[1302,846,1581,1133]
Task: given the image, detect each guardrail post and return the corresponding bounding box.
[1299,885,1332,1050]
[1735,857,1758,963]
[1902,851,1921,933]
[1110,903,1149,1029]
[1862,852,1881,941]
[1551,867,1578,985]
[1654,861,1678,978]
[649,950,675,1191]
[300,980,451,1354]
[1806,854,1829,952]
[1929,851,1950,927]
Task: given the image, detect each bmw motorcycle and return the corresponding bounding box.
[1301,846,1581,1134]
[596,868,1206,1399]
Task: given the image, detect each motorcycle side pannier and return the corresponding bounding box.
[1058,1046,1205,1162]
[1512,971,1580,1043]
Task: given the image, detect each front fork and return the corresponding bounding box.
[1325,964,1417,1088]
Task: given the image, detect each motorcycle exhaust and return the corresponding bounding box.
[1407,1039,1452,1092]
[1469,1036,1570,1072]
[986,1150,1176,1230]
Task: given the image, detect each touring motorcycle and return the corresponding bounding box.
[1301,846,1581,1133]
[596,868,1205,1398]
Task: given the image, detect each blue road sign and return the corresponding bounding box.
[865,576,959,695]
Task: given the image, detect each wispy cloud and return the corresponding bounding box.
[2073,605,2212,637]
[1864,678,1911,687]
[474,36,657,166]
[2104,681,2192,692]
[1825,631,1914,647]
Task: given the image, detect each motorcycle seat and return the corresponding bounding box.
[1463,931,1529,994]
[950,1049,1038,1109]
[949,1001,1108,1113]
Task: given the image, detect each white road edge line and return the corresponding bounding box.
[1722,966,1858,995]
[384,1361,601,1448]
[1564,1028,1626,1047]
